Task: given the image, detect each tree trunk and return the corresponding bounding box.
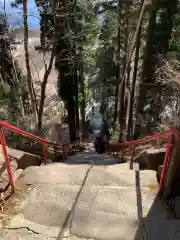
[54,0,77,143]
[23,0,38,127]
[37,50,55,132]
[136,0,158,115]
[113,0,121,124]
[79,54,86,136]
[116,0,146,139]
[119,13,128,141]
[118,80,125,141]
[157,0,178,54]
[126,34,141,140]
[126,1,143,140]
[113,84,119,124]
[74,71,80,130]
[67,96,77,142]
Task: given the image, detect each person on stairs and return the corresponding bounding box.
[94,119,110,154]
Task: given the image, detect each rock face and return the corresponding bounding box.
[134,148,166,171]
[0,155,18,191]
[0,147,41,191]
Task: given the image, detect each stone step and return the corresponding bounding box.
[5,179,158,238]
[7,206,172,240]
[6,204,143,239]
[65,152,121,165]
[4,210,180,240]
[72,208,142,240]
[85,163,158,187]
[19,161,158,188]
[20,163,90,185]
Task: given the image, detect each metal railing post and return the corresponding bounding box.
[121,148,124,162]
[159,133,173,192]
[42,143,47,165]
[0,127,14,192]
[54,144,57,162]
[130,145,136,169]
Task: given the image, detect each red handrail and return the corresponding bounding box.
[0,120,59,192]
[114,126,178,192]
[0,127,14,192]
[0,120,178,195]
[0,120,55,145]
[159,133,173,192]
[117,129,176,147]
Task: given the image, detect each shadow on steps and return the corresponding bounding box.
[64,152,122,165]
[134,170,180,240]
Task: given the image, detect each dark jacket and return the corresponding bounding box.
[100,122,110,142]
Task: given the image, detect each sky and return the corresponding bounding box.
[0,0,40,29]
[0,0,103,29]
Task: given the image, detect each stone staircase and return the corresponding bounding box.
[0,154,164,240]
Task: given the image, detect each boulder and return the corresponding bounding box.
[7,147,41,169]
[17,153,41,169]
[0,157,18,191]
[134,148,166,171]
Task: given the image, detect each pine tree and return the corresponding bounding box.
[0,12,25,123]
